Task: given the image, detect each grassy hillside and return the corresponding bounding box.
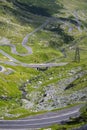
[0,0,87,129]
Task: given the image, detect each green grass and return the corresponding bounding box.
[0,45,62,63]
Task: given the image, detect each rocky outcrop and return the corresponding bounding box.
[23,69,87,111]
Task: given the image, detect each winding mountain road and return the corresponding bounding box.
[0,18,68,68]
[0,49,20,63]
[0,2,85,129]
[0,105,82,129]
[0,10,81,68]
[0,18,50,56]
[0,44,68,68]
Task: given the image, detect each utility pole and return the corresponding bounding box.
[75,46,80,62]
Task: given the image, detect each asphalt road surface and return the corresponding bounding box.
[0,48,68,68]
[0,65,5,72]
[0,18,50,57]
[0,105,82,129]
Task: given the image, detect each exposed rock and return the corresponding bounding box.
[68,67,82,76]
[5,113,20,118]
[64,83,75,90]
[21,99,34,109]
[20,69,87,112]
[38,81,42,84]
[33,71,87,111]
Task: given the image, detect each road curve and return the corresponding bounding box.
[0,65,5,72]
[0,48,68,68]
[0,49,20,63]
[0,105,81,129]
[0,18,50,57]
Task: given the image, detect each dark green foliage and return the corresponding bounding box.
[16,0,63,16]
[14,0,51,17]
[48,24,74,44]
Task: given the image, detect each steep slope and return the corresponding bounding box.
[0,0,87,129]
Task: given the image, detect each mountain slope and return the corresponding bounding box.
[0,0,87,129]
